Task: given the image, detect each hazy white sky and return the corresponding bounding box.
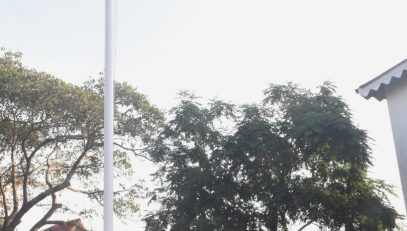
[2,0,407,230]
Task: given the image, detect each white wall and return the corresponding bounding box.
[386,76,407,213]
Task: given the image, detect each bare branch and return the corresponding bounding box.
[9,135,18,220]
[68,182,141,207]
[4,141,92,231]
[297,220,314,231]
[28,135,85,159]
[67,187,99,195]
[67,187,103,206]
[0,177,9,229]
[68,183,137,196]
[21,141,30,205]
[63,141,92,185]
[30,193,61,231]
[114,142,152,162]
[45,145,59,188]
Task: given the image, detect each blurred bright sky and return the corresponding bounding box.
[2,1,407,230]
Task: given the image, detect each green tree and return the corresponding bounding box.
[145,83,400,231]
[0,50,163,230]
[145,93,247,231]
[262,82,400,230]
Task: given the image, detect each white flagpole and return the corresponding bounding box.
[104,0,114,230]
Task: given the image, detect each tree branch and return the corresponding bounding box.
[63,141,92,185]
[4,141,92,231]
[9,135,18,220]
[68,182,141,207]
[297,220,314,231]
[114,142,152,161]
[0,177,9,229]
[21,141,30,205]
[67,187,103,206]
[28,135,85,159]
[45,145,59,188]
[30,192,61,231]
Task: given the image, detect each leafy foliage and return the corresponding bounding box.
[145,82,400,231]
[0,50,163,230]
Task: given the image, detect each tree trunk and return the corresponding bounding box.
[268,210,279,231]
[297,221,313,231]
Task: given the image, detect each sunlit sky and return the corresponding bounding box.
[2,1,407,230]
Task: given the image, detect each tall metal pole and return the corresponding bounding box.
[104,0,114,230]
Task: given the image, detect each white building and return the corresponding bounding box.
[356,59,407,212]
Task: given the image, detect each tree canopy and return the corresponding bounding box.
[145,83,401,231]
[0,49,401,231]
[0,50,163,230]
